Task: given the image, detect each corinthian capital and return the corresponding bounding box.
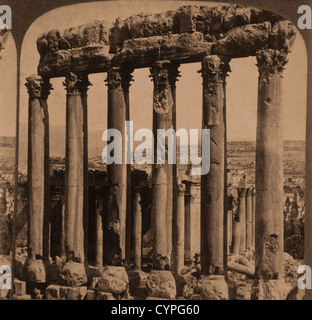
[25,74,53,99]
[177,183,186,196]
[150,61,179,115]
[106,67,134,91]
[256,49,288,81]
[63,72,91,95]
[237,188,247,198]
[200,56,231,83]
[246,187,253,197]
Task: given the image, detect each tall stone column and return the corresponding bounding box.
[95,187,103,266]
[238,188,246,252]
[133,187,142,270]
[232,221,241,255]
[200,55,230,277]
[251,49,288,300]
[25,75,52,283]
[246,188,253,250]
[105,67,133,266]
[251,188,256,248]
[173,182,185,274]
[63,72,90,264]
[150,61,179,270]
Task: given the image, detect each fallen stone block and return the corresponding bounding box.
[86,289,96,300]
[195,275,229,300]
[146,270,176,299]
[14,279,26,296]
[95,266,128,294]
[46,285,60,300]
[59,261,87,287]
[59,286,87,300]
[12,294,32,300]
[96,292,115,300]
[251,279,290,300]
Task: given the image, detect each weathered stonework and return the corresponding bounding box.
[36,4,294,77]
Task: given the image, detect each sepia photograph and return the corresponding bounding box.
[0,0,311,308]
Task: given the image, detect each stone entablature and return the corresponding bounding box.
[36,4,295,77]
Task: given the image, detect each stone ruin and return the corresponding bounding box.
[7,4,300,300]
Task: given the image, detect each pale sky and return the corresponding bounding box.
[0,0,307,147]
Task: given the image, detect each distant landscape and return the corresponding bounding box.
[0,125,306,185]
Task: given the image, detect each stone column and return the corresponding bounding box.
[238,188,246,252]
[25,75,52,283]
[105,67,133,266]
[133,187,142,270]
[200,55,230,276]
[60,196,66,259]
[63,72,90,264]
[173,182,185,274]
[227,194,234,254]
[95,187,103,266]
[149,61,179,270]
[251,49,288,300]
[232,221,241,255]
[252,188,256,248]
[246,188,253,250]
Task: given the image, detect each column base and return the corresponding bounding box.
[146,270,176,299]
[195,275,229,300]
[251,279,290,300]
[59,261,87,287]
[127,269,148,299]
[24,258,46,283]
[93,266,129,298]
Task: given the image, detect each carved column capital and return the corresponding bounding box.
[25,74,53,99]
[252,188,256,196]
[177,183,186,196]
[63,72,91,95]
[200,56,231,83]
[237,188,247,198]
[150,61,179,115]
[256,49,288,81]
[246,187,253,197]
[106,67,134,91]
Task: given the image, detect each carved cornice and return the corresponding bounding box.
[63,72,91,95]
[25,74,53,99]
[256,49,288,81]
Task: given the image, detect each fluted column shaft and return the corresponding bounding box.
[200,56,230,275]
[26,75,52,261]
[64,72,90,263]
